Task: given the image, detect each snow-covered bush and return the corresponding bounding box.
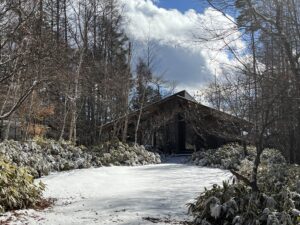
[191,143,284,171]
[191,143,256,169]
[0,138,161,178]
[90,140,161,167]
[0,138,92,177]
[0,156,45,213]
[189,144,300,225]
[236,148,288,189]
[189,180,300,225]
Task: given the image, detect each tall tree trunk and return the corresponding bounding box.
[59,97,68,141]
[0,119,3,141]
[122,115,129,142]
[3,78,19,140]
[134,88,146,146]
[69,50,84,144]
[63,0,67,44]
[56,0,60,42]
[122,43,132,143]
[251,139,263,192]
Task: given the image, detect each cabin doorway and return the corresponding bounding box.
[178,114,186,153]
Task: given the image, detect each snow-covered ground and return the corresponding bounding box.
[3,162,231,225]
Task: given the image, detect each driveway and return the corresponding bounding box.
[2,162,231,225]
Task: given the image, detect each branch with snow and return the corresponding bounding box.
[0,81,39,120]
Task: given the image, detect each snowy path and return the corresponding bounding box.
[4,163,231,225]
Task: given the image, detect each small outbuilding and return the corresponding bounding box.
[101,90,251,154]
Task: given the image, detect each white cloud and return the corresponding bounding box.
[120,0,245,94]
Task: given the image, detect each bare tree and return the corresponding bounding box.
[195,0,300,191]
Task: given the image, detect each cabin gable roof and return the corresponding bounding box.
[101,90,250,130]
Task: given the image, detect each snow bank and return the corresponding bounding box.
[1,164,231,225]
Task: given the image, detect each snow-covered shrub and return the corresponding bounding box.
[191,143,256,170]
[260,148,286,165]
[90,140,161,167]
[190,144,300,225]
[189,180,300,225]
[0,138,92,177]
[0,138,161,178]
[191,143,285,171]
[0,156,45,213]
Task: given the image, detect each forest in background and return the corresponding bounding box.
[0,0,175,146]
[1,0,300,164]
[0,1,300,223]
[199,0,300,165]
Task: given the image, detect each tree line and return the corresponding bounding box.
[201,0,300,168]
[0,0,173,145]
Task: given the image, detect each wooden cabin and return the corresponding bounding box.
[101,90,251,154]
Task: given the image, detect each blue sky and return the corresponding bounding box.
[156,0,237,18]
[121,0,243,93]
[156,0,206,13]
